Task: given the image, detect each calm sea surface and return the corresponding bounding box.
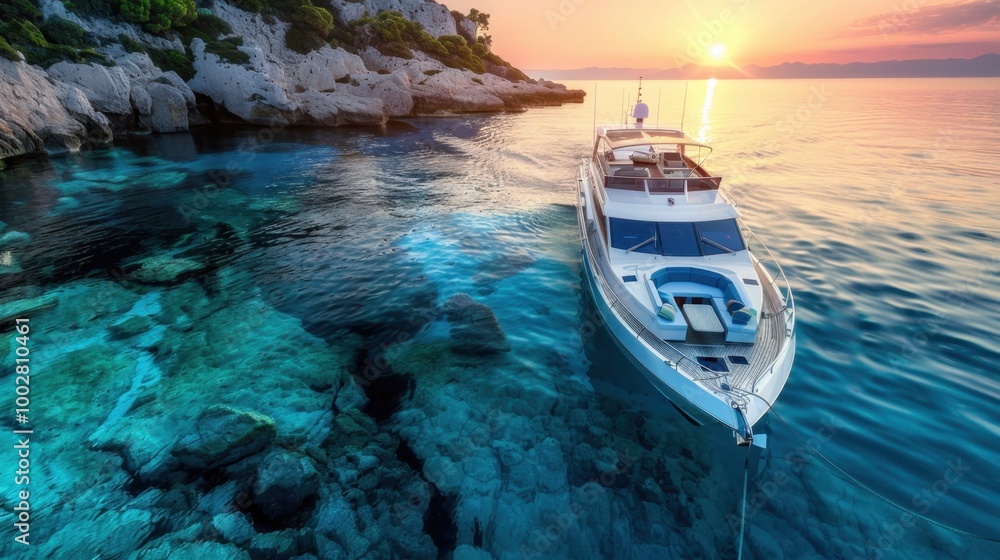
[1,78,998,559]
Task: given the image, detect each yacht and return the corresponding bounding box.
[577,90,795,446]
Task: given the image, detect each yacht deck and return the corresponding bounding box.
[587,229,789,406]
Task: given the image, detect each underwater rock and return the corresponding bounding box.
[534,437,569,494]
[133,541,252,560]
[42,508,154,558]
[327,408,379,455]
[311,487,372,559]
[638,477,666,506]
[108,315,156,339]
[0,251,22,278]
[172,405,277,471]
[249,529,302,559]
[125,255,208,285]
[253,450,321,521]
[0,294,58,324]
[454,544,493,560]
[472,252,536,293]
[442,293,511,354]
[212,513,256,547]
[0,230,31,248]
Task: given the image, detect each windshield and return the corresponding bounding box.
[610,218,745,256]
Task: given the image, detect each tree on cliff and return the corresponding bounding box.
[467,8,490,33]
[466,9,491,51]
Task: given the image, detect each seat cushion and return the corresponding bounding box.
[658,303,676,321]
[732,308,753,325]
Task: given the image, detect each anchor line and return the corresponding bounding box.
[738,392,1000,545]
[736,444,751,560]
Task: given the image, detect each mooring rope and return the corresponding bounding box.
[742,393,1000,546]
[736,443,751,560]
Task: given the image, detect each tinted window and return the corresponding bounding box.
[658,222,700,256]
[694,220,745,254]
[609,218,745,256]
[610,219,658,254]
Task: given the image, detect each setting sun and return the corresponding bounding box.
[709,44,726,60]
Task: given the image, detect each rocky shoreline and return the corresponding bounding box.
[0,0,584,164]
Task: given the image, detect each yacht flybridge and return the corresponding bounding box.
[577,88,795,446]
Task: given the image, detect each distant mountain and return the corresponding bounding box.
[529,54,1000,80]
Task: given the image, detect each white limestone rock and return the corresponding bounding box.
[157,71,196,106]
[286,47,367,91]
[295,90,387,126]
[146,82,189,133]
[332,0,459,37]
[0,58,111,157]
[48,62,133,115]
[116,52,162,81]
[346,72,415,117]
[130,84,152,117]
[188,38,297,125]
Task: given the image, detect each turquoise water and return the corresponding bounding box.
[0,78,998,559]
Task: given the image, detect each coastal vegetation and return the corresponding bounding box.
[0,0,109,64]
[0,1,527,81]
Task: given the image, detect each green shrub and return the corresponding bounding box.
[119,0,150,22]
[0,0,42,22]
[118,33,146,53]
[2,21,48,48]
[79,47,113,65]
[22,43,79,66]
[39,17,93,49]
[377,41,412,60]
[423,69,441,77]
[285,29,325,55]
[66,0,116,17]
[438,35,484,73]
[205,37,249,64]
[232,0,265,13]
[188,12,231,38]
[0,37,21,61]
[291,4,333,36]
[147,46,194,80]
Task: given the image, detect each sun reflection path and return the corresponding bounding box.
[698,78,717,143]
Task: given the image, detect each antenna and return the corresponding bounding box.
[636,76,643,104]
[656,88,662,128]
[592,82,598,140]
[680,82,689,132]
[620,88,625,126]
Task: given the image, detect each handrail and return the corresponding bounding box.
[584,232,727,395]
[604,175,723,193]
[742,224,796,336]
[587,160,608,205]
[743,224,795,315]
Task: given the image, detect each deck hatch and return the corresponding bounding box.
[697,357,729,372]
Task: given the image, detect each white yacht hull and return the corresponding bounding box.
[576,160,796,441]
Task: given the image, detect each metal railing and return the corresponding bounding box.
[583,228,728,394]
[741,225,796,339]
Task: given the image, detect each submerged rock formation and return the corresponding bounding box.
[0,0,584,163]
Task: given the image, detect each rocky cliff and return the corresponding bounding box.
[0,0,584,163]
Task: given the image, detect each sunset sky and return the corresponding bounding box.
[444,0,1000,70]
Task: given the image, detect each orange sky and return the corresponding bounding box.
[443,0,1000,70]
